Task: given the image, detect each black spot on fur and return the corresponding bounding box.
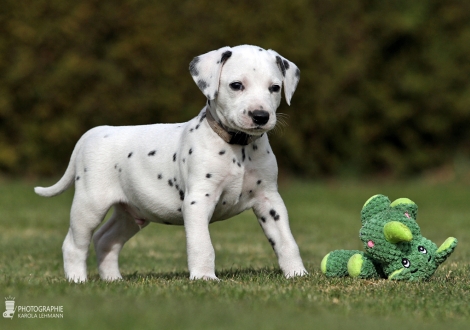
[196,124,200,130]
[257,180,262,185]
[253,144,258,151]
[283,59,290,70]
[237,162,241,167]
[179,190,185,201]
[275,56,286,77]
[178,208,182,212]
[168,179,173,187]
[249,190,253,193]
[295,68,300,78]
[197,80,208,90]
[222,201,226,205]
[175,184,179,190]
[189,56,200,76]
[268,238,276,248]
[248,157,252,161]
[242,148,246,162]
[128,152,133,158]
[173,153,177,162]
[260,217,266,223]
[190,128,194,132]
[183,158,186,163]
[221,51,232,63]
[219,150,226,155]
[84,168,88,172]
[270,209,280,221]
[232,158,236,163]
[189,148,193,155]
[148,150,156,156]
[191,201,196,205]
[200,113,206,122]
[158,174,162,179]
[75,176,80,181]
[206,173,212,178]
[205,193,210,197]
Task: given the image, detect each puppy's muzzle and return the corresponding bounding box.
[249,110,270,126]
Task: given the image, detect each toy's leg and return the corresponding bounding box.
[321,250,363,277]
[347,252,381,279]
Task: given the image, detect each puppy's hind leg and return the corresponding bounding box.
[63,195,110,283]
[93,204,144,281]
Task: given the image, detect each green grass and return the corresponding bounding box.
[1,179,469,329]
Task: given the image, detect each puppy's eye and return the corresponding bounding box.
[229,82,244,91]
[269,84,281,93]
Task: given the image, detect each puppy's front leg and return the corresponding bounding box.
[183,195,219,280]
[254,191,307,278]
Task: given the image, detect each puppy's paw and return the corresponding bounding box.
[189,273,220,281]
[284,268,308,279]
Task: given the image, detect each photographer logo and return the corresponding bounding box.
[3,296,64,319]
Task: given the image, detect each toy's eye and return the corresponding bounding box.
[402,258,411,268]
[418,246,427,254]
[229,82,244,91]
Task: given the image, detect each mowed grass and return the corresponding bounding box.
[1,178,469,329]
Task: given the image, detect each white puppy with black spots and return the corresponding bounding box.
[35,45,307,282]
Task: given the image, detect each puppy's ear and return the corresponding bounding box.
[189,46,232,100]
[267,50,300,105]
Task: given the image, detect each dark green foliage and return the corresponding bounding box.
[1,0,470,176]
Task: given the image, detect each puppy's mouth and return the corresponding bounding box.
[226,119,274,136]
[232,126,271,137]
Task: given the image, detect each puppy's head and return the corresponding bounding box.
[189,45,300,135]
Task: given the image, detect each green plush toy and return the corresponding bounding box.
[321,194,457,281]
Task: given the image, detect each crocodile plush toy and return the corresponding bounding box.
[321,194,457,281]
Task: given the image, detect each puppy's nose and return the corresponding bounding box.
[249,110,270,126]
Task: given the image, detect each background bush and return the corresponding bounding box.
[1,0,469,178]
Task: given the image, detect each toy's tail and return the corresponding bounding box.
[321,250,363,277]
[321,250,382,279]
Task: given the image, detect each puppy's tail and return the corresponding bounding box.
[34,146,78,198]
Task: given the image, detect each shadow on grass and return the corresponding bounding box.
[119,267,284,282]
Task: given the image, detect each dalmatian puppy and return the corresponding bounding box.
[35,45,307,282]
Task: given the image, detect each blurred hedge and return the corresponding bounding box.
[1,0,470,177]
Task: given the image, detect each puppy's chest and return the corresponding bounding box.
[211,151,272,219]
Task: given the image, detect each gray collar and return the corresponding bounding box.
[205,109,261,146]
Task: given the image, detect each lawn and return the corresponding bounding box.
[1,178,469,329]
